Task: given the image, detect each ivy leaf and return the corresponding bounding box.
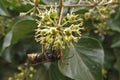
[46,64,71,80]
[111,40,120,48]
[2,17,37,51]
[111,33,120,48]
[114,49,120,78]
[108,7,120,33]
[0,1,10,16]
[33,64,72,80]
[58,37,104,80]
[1,31,12,52]
[11,18,37,44]
[108,19,120,33]
[103,47,116,70]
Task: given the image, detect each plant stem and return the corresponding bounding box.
[58,0,64,25]
[37,2,119,8]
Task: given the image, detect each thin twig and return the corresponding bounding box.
[58,0,64,25]
[77,0,82,4]
[37,2,119,8]
[64,2,119,7]
[58,7,64,25]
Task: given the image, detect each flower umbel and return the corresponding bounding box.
[35,7,84,49]
[8,65,36,80]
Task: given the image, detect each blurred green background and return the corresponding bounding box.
[0,0,120,80]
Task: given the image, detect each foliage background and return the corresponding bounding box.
[0,0,120,80]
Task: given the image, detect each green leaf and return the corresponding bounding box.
[111,34,120,48]
[108,7,120,33]
[33,64,71,80]
[2,31,12,51]
[0,1,10,16]
[2,18,37,51]
[114,49,120,77]
[11,18,37,44]
[46,64,70,80]
[2,47,11,62]
[111,40,120,47]
[58,37,104,80]
[12,37,41,60]
[104,47,116,70]
[111,40,120,48]
[108,19,120,33]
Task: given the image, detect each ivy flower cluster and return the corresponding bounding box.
[0,16,13,37]
[19,0,118,48]
[84,0,117,35]
[84,0,116,20]
[8,64,36,80]
[35,7,84,49]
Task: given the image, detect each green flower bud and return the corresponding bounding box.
[100,7,108,14]
[30,12,35,16]
[40,29,48,36]
[50,8,58,19]
[84,12,90,20]
[70,24,79,30]
[66,13,78,22]
[41,13,50,21]
[29,74,33,78]
[46,21,51,25]
[50,27,58,35]
[40,37,47,44]
[18,66,22,70]
[18,72,24,77]
[68,35,74,42]
[34,0,39,7]
[8,77,12,80]
[66,13,70,20]
[54,39,62,47]
[19,12,26,17]
[29,67,34,72]
[64,28,72,36]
